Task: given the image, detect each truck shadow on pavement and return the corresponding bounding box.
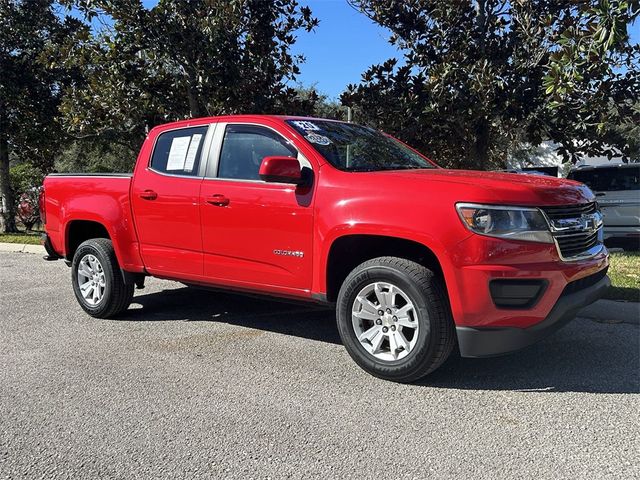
[118,286,342,344]
[118,286,639,395]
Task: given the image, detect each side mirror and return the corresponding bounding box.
[259,156,302,184]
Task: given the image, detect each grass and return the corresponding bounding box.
[605,252,640,302]
[0,231,42,245]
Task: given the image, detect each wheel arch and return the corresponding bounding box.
[324,233,449,303]
[64,219,115,262]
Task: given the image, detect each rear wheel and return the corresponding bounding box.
[336,256,455,383]
[71,238,134,318]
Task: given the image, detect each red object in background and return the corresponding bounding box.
[16,188,42,231]
[18,196,34,218]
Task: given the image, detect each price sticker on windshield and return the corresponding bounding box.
[305,132,332,145]
[292,120,320,131]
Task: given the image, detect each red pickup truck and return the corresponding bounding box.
[41,115,610,382]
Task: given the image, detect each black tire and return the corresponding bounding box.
[336,256,455,383]
[71,238,134,318]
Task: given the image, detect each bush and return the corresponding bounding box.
[10,163,45,194]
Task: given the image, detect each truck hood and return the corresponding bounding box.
[369,168,595,206]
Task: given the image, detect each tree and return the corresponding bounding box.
[616,101,640,161]
[293,85,346,120]
[343,0,640,170]
[55,140,139,173]
[0,0,83,232]
[58,0,319,151]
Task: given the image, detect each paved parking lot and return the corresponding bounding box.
[1,251,639,479]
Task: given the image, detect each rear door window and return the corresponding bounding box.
[151,126,209,176]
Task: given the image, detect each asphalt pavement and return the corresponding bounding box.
[1,251,639,479]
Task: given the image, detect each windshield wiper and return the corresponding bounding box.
[381,165,428,171]
[344,164,430,172]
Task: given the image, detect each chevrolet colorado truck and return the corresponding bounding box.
[41,115,610,382]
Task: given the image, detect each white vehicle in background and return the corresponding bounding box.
[568,163,640,250]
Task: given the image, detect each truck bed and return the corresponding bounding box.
[42,173,144,272]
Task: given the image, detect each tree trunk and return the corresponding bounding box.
[476,0,487,54]
[473,119,490,170]
[0,133,18,233]
[186,74,201,118]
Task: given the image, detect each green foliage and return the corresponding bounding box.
[55,140,138,173]
[9,163,45,196]
[343,0,640,169]
[616,102,640,161]
[0,0,83,169]
[57,0,320,150]
[0,0,84,232]
[294,85,346,120]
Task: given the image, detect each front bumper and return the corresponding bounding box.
[456,270,610,358]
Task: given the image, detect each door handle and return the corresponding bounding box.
[595,192,606,197]
[207,194,230,207]
[139,189,157,200]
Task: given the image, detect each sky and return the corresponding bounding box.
[138,0,639,101]
[291,0,401,99]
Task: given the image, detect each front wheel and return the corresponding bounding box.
[71,238,134,318]
[336,257,455,383]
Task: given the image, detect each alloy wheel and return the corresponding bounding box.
[351,282,420,361]
[77,254,106,306]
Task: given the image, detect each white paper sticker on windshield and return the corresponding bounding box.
[305,132,331,145]
[293,120,320,131]
[166,136,191,170]
[183,134,202,172]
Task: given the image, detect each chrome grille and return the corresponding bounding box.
[540,202,603,260]
[542,202,597,220]
[554,230,600,257]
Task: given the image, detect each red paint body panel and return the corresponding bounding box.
[42,114,608,331]
[199,179,314,293]
[131,171,204,277]
[42,175,144,272]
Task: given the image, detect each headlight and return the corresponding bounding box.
[456,203,553,243]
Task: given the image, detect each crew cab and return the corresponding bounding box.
[41,115,610,382]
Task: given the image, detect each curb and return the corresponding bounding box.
[0,242,45,254]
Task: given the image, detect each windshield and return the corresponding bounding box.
[568,165,640,192]
[286,119,436,172]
